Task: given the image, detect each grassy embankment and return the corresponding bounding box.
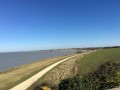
[36,48,120,90]
[27,53,85,90]
[29,51,91,90]
[77,48,120,75]
[0,54,74,90]
[59,48,120,90]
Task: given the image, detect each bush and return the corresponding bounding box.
[59,77,82,90]
[59,61,120,90]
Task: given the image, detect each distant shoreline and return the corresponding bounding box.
[0,50,75,72]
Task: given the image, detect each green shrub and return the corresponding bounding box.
[59,61,120,90]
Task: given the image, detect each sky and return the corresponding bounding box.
[0,0,120,52]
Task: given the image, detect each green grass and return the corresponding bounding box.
[59,61,120,90]
[58,48,120,90]
[32,49,120,90]
[77,48,120,75]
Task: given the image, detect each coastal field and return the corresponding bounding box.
[27,51,91,90]
[77,48,120,75]
[1,48,120,90]
[0,54,74,90]
[34,48,120,90]
[59,48,120,90]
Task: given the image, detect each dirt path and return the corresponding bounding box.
[10,54,81,90]
[0,55,71,90]
[40,54,84,86]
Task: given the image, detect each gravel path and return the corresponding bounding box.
[10,54,81,90]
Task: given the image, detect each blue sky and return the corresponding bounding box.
[0,0,120,52]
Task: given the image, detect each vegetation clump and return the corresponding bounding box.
[35,48,120,90]
[59,61,120,90]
